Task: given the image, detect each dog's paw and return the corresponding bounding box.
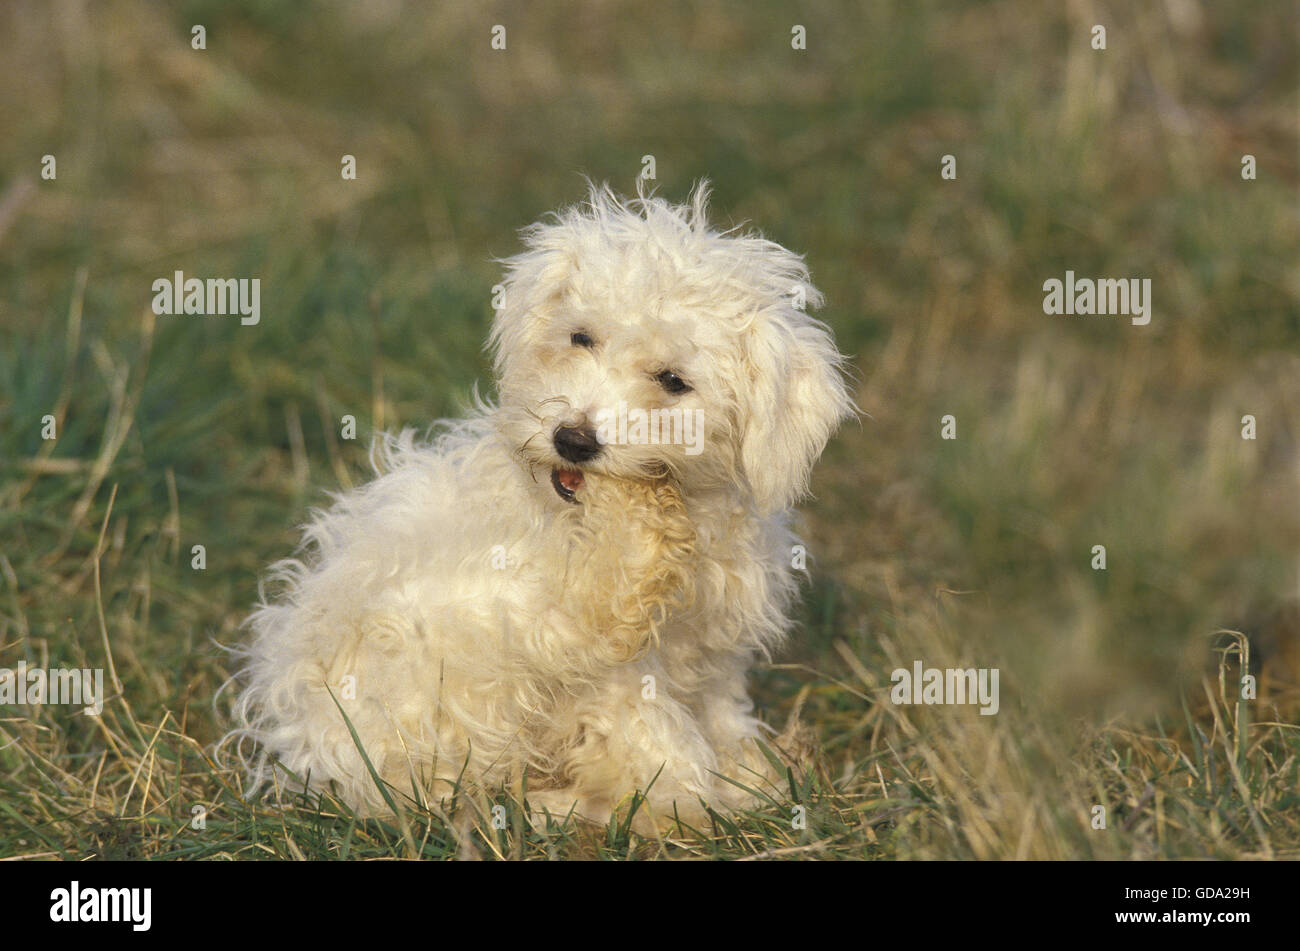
[524,788,611,828]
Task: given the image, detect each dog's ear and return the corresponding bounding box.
[488,237,575,380]
[738,283,854,516]
[489,181,621,379]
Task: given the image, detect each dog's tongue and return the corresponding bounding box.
[556,469,585,493]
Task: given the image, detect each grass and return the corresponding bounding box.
[0,0,1297,859]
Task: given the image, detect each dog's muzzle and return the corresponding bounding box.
[553,425,602,463]
[550,426,598,504]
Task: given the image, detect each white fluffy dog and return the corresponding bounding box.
[228,182,852,829]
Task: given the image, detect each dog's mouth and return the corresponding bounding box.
[551,467,585,504]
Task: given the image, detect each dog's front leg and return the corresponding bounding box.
[535,664,721,831]
[691,665,782,804]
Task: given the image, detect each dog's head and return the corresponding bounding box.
[491,181,853,515]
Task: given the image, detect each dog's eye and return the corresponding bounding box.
[571,331,594,348]
[655,370,692,394]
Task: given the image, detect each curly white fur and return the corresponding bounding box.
[225,181,852,829]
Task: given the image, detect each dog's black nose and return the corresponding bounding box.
[554,425,602,463]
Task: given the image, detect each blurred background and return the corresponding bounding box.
[0,0,1296,859]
